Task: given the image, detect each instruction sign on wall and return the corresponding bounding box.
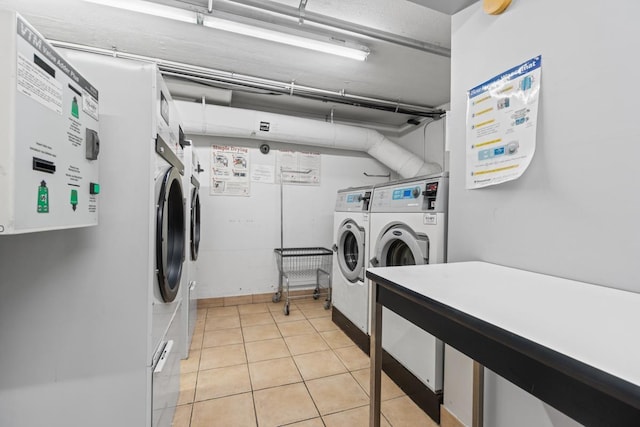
[466,55,542,189]
[276,150,321,185]
[210,145,250,196]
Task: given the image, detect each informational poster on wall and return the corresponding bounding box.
[466,55,542,189]
[210,145,250,196]
[250,164,275,184]
[276,150,321,185]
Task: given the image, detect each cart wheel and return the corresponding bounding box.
[313,289,320,300]
[283,303,290,316]
[324,301,331,310]
[272,292,281,303]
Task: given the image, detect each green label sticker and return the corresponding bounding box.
[37,181,49,213]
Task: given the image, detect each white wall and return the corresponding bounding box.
[389,118,448,172]
[190,135,393,299]
[446,1,640,426]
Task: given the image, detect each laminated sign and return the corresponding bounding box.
[466,56,542,189]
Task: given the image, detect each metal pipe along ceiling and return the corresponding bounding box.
[49,40,445,118]
[176,100,442,178]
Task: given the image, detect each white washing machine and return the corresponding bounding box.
[369,173,448,393]
[180,142,202,358]
[331,186,373,334]
[60,51,185,427]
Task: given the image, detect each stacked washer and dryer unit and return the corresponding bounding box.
[60,51,187,427]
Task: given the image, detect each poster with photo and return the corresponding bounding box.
[466,56,542,189]
[210,145,250,196]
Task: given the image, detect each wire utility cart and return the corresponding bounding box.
[272,168,332,315]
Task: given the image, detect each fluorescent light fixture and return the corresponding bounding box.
[202,16,369,61]
[82,0,197,24]
[81,0,370,61]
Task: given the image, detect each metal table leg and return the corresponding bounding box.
[473,361,485,427]
[369,283,382,427]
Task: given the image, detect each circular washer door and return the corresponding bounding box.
[190,186,201,261]
[376,224,429,267]
[337,220,365,283]
[156,167,185,302]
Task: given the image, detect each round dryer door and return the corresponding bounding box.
[190,186,201,261]
[337,220,365,283]
[376,224,429,267]
[156,167,185,302]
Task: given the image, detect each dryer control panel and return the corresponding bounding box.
[370,174,449,213]
[335,187,373,212]
[0,11,100,234]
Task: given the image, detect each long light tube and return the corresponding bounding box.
[81,0,370,61]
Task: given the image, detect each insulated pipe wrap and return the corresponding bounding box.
[176,101,442,178]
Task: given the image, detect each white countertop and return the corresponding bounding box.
[367,261,640,388]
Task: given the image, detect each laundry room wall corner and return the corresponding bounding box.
[187,135,392,299]
[445,1,640,426]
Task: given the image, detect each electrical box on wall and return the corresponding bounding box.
[0,10,100,234]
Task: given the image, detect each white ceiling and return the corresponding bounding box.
[0,0,479,131]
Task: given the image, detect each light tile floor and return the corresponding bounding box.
[173,298,437,427]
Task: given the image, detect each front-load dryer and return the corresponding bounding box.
[369,173,448,400]
[331,186,372,337]
[59,50,185,427]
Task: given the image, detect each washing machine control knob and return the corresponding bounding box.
[412,187,421,198]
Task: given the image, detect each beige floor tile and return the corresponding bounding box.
[300,306,331,319]
[254,382,319,427]
[294,298,325,308]
[306,372,369,415]
[321,330,355,349]
[191,392,256,427]
[172,404,192,427]
[277,319,316,337]
[284,333,329,355]
[206,306,238,318]
[205,314,241,331]
[351,368,405,401]
[267,300,286,312]
[224,295,253,306]
[308,316,339,332]
[293,350,347,380]
[245,337,290,363]
[238,303,269,314]
[252,293,274,304]
[285,418,325,427]
[381,396,437,427]
[271,308,307,323]
[198,297,224,308]
[194,318,206,335]
[199,343,246,370]
[190,331,204,351]
[202,328,243,348]
[224,295,253,307]
[334,345,370,371]
[177,371,197,405]
[195,364,251,401]
[180,350,200,374]
[240,312,275,327]
[323,405,392,427]
[242,323,282,342]
[248,356,303,390]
